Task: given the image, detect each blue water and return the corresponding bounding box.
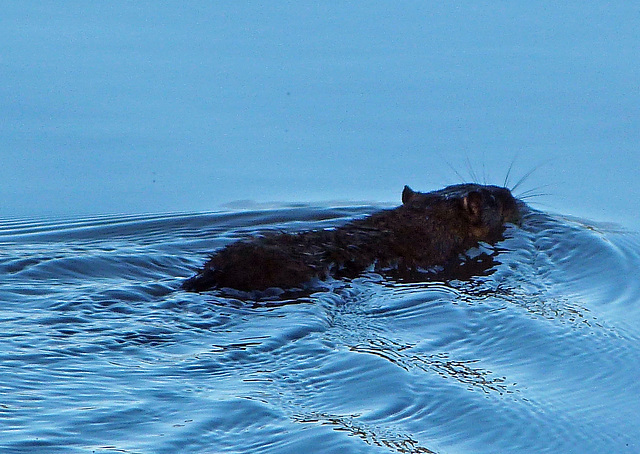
[2,3,640,451]
[2,204,639,453]
[2,3,640,226]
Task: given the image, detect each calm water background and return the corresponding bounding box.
[2,3,640,453]
[1,2,639,225]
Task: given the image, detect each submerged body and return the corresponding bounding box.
[183,183,522,293]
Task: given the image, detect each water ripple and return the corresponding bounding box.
[1,207,640,453]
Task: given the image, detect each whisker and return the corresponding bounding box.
[516,184,554,198]
[503,155,518,188]
[519,193,552,200]
[511,159,555,193]
[465,156,479,183]
[511,166,539,192]
[444,159,467,184]
[520,199,555,210]
[482,151,488,185]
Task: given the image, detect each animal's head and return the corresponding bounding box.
[402,183,522,242]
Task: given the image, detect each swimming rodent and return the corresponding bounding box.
[182,183,523,293]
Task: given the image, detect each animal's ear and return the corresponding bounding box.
[463,191,483,223]
[402,186,416,205]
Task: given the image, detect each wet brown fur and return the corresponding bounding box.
[183,183,522,293]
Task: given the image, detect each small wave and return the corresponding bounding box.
[2,206,640,453]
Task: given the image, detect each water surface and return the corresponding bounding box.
[2,205,639,453]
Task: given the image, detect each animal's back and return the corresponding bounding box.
[182,183,523,293]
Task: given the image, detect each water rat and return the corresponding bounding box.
[182,183,522,293]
